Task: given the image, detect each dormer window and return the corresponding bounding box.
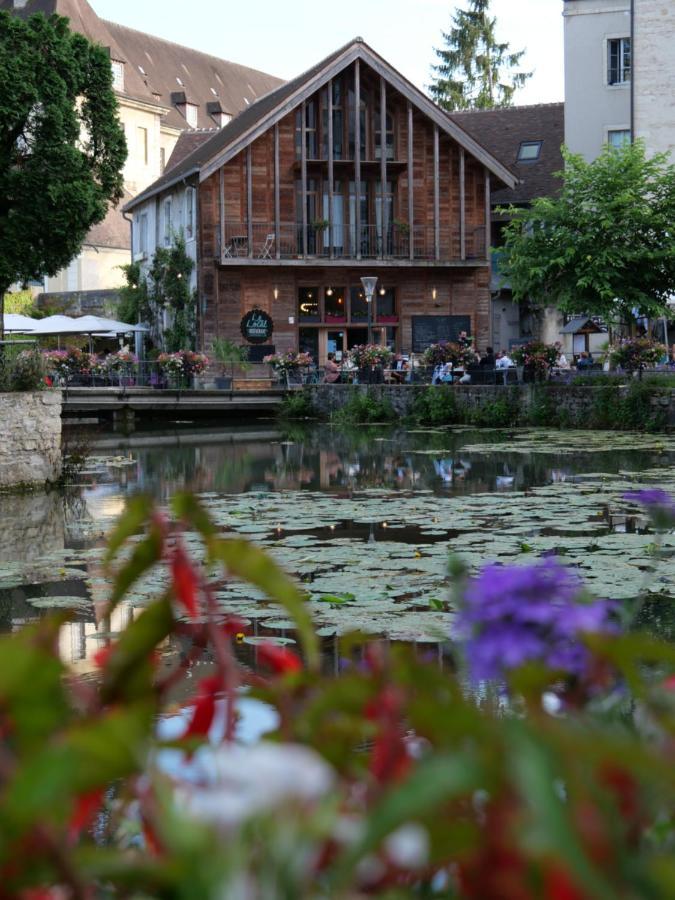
[517,141,542,162]
[207,101,231,129]
[185,103,198,128]
[111,60,125,92]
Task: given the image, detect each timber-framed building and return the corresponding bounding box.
[127,39,517,362]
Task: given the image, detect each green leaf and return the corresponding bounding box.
[103,493,155,568]
[208,536,319,670]
[171,493,218,538]
[108,522,164,612]
[101,596,175,704]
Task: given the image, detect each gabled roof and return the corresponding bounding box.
[125,38,518,212]
[450,103,564,205]
[1,1,283,129]
[560,316,606,334]
[165,130,219,173]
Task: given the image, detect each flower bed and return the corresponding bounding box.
[511,340,561,378]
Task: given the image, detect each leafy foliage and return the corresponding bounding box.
[2,493,675,895]
[280,391,318,419]
[499,142,675,324]
[0,11,126,334]
[611,337,666,376]
[0,347,45,392]
[335,390,397,424]
[119,237,197,351]
[429,0,532,110]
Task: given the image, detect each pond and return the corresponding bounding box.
[2,421,675,673]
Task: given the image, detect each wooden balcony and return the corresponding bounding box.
[213,222,487,267]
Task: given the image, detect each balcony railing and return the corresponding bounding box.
[215,222,486,263]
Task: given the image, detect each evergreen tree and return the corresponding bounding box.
[429,0,532,111]
[0,12,127,339]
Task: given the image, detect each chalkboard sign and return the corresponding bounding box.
[241,308,274,344]
[411,315,471,352]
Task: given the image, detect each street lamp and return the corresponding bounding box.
[360,276,378,344]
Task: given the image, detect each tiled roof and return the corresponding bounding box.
[103,20,283,131]
[164,130,219,173]
[1,1,283,130]
[449,103,565,204]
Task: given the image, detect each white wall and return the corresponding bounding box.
[133,182,198,294]
[634,0,675,158]
[564,0,632,161]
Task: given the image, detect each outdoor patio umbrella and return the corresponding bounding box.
[2,313,39,334]
[27,315,148,350]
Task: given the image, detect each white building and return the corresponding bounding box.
[2,0,282,309]
[564,0,675,161]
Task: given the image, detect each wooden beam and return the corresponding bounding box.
[355,59,361,260]
[484,169,491,261]
[328,79,334,260]
[380,76,387,260]
[196,44,518,190]
[433,125,440,261]
[459,147,466,261]
[246,144,253,258]
[219,167,225,263]
[407,101,413,262]
[274,123,280,260]
[301,100,308,258]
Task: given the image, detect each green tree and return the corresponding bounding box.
[121,236,197,352]
[429,0,531,110]
[499,142,675,326]
[0,12,127,338]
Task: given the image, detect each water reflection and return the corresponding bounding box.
[1,421,673,669]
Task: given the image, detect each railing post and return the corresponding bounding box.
[460,148,466,261]
[433,125,440,261]
[380,76,387,260]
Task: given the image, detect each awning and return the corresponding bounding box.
[25,315,148,336]
[2,314,39,334]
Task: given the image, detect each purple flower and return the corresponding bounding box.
[624,489,675,527]
[454,558,616,683]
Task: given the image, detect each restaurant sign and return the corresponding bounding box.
[241,308,274,344]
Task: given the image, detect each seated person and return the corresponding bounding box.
[390,353,409,384]
[576,351,590,370]
[557,352,570,370]
[323,352,341,383]
[479,346,496,368]
[495,351,513,369]
[438,362,454,384]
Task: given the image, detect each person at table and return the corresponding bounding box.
[495,351,513,369]
[323,352,341,383]
[557,351,571,370]
[458,330,472,350]
[479,346,495,368]
[390,353,409,384]
[576,351,591,370]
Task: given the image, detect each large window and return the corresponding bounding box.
[163,199,172,246]
[298,286,320,322]
[377,287,396,319]
[608,37,631,85]
[608,129,631,150]
[325,286,346,319]
[374,110,395,161]
[137,126,148,165]
[350,286,369,322]
[111,60,125,92]
[295,101,318,159]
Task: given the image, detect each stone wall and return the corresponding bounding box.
[304,383,675,428]
[0,391,62,489]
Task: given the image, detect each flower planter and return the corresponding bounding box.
[377,316,399,324]
[214,375,233,390]
[325,316,347,324]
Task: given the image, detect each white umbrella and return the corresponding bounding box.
[27,315,147,336]
[3,313,39,333]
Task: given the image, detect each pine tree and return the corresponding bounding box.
[429,0,532,111]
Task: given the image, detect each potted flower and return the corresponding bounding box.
[610,337,665,379]
[104,349,139,385]
[510,341,560,382]
[263,350,313,385]
[211,339,250,390]
[349,344,393,384]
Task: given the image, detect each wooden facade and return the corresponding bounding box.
[196,52,508,362]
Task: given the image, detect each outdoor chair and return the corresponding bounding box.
[258,233,275,259]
